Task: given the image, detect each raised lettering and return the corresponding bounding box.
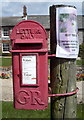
[16,90,45,105]
[16,28,42,39]
[16,90,30,105]
[30,90,45,105]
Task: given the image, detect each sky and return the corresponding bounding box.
[0,0,84,17]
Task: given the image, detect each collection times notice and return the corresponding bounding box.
[22,55,36,85]
[56,7,79,58]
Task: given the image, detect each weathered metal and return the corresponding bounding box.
[10,20,48,110]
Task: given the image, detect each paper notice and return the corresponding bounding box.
[22,55,36,84]
[56,7,79,58]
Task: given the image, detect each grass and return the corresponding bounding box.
[0,58,12,67]
[76,59,84,65]
[77,104,84,119]
[2,102,50,119]
[2,102,84,119]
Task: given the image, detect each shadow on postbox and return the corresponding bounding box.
[10,20,48,110]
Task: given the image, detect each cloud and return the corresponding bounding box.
[12,12,22,16]
[1,2,49,16]
[1,0,84,2]
[1,2,23,16]
[0,1,83,17]
[48,2,83,15]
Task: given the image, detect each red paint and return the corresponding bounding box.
[10,20,48,110]
[48,54,56,58]
[10,49,48,53]
[48,88,79,97]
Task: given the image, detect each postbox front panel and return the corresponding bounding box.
[11,20,48,110]
[12,52,48,110]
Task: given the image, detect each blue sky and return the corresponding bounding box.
[0,1,84,17]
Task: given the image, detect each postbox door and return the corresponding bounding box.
[13,52,48,110]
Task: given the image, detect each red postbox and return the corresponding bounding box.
[10,20,48,110]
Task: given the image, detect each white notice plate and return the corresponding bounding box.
[22,55,37,85]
